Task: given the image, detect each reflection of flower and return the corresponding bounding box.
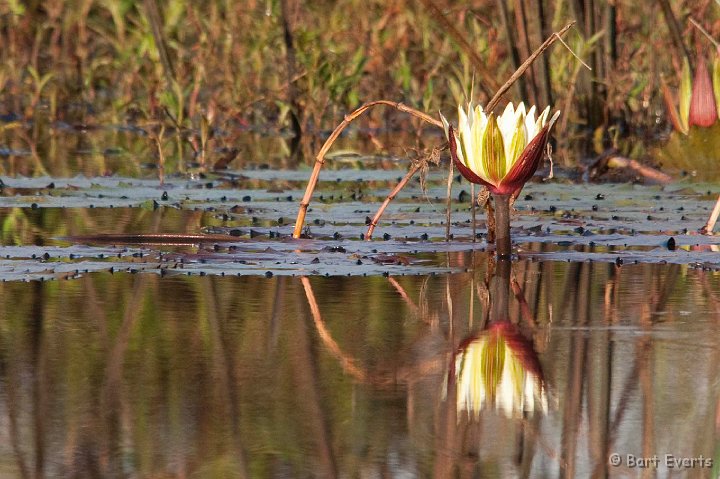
[440,102,559,195]
[663,56,720,134]
[451,322,546,419]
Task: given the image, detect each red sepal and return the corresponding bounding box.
[496,124,551,194]
[689,56,719,128]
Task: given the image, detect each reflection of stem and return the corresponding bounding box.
[301,277,442,387]
[511,275,536,329]
[99,275,148,476]
[4,353,30,479]
[446,275,454,340]
[31,282,46,479]
[491,259,512,323]
[561,262,590,478]
[301,277,369,383]
[201,278,250,479]
[492,194,512,259]
[293,279,338,478]
[268,276,286,351]
[638,338,654,479]
[387,277,420,315]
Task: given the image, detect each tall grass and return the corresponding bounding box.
[0,0,717,166]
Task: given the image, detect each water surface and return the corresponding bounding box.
[0,258,718,477]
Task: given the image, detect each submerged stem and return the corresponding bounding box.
[492,193,512,259]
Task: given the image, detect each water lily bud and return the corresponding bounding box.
[441,102,559,195]
[689,56,718,128]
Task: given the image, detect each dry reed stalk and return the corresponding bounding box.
[514,0,538,103]
[498,0,529,100]
[280,0,302,147]
[485,22,575,112]
[292,22,574,240]
[604,155,672,184]
[658,0,692,67]
[702,195,720,234]
[291,101,442,238]
[535,0,554,106]
[417,0,499,97]
[143,0,176,86]
[366,163,423,240]
[444,158,454,240]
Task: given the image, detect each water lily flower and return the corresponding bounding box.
[663,55,720,134]
[450,322,547,419]
[440,102,560,195]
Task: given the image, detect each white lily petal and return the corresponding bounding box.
[458,104,469,131]
[525,105,538,140]
[498,103,517,142]
[548,110,561,128]
[440,112,450,139]
[470,107,486,177]
[535,106,551,134]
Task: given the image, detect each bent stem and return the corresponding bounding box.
[492,193,512,259]
[292,100,443,238]
[366,163,422,240]
[702,194,720,234]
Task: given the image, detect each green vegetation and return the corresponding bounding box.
[1,0,716,168]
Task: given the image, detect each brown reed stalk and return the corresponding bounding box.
[292,22,574,240]
[291,101,442,238]
[143,0,176,86]
[701,195,720,234]
[515,0,539,103]
[658,0,692,67]
[373,20,573,241]
[486,22,575,112]
[535,0,553,106]
[444,158,454,241]
[498,0,530,101]
[417,0,499,97]
[366,163,423,240]
[280,0,302,150]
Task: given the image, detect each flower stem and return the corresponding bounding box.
[492,193,512,259]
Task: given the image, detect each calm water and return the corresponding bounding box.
[3,124,720,478]
[0,257,718,478]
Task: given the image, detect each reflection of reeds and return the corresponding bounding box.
[3,259,720,475]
